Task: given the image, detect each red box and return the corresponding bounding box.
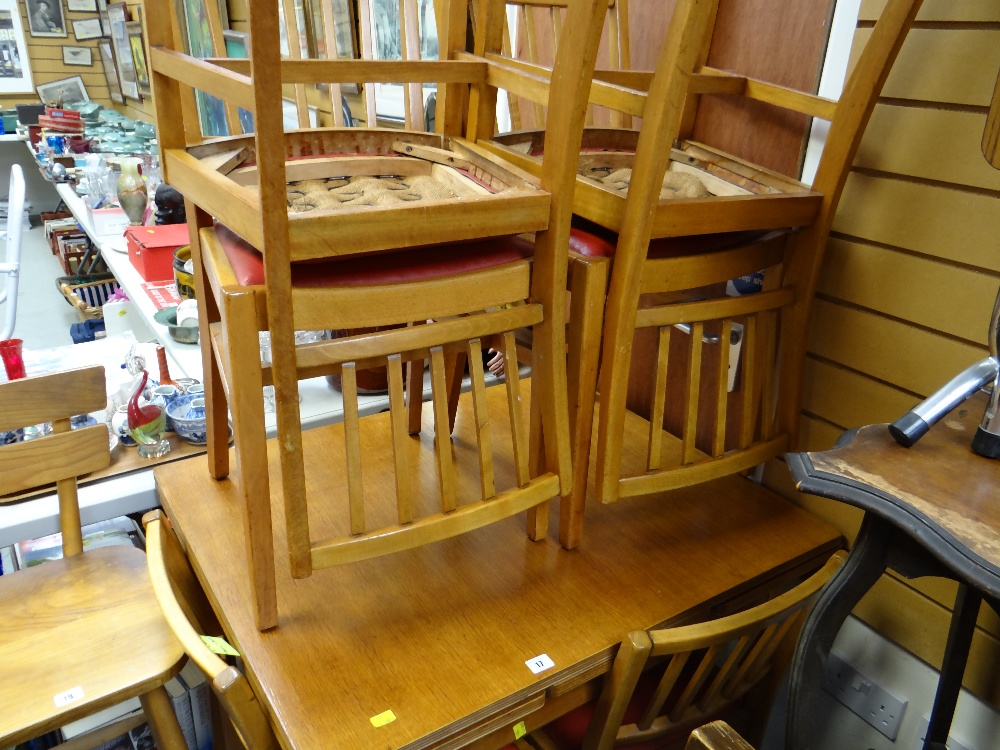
[125,225,190,282]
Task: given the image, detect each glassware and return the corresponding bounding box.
[0,338,26,380]
[127,369,170,459]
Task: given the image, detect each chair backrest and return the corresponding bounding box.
[483,0,629,131]
[0,164,24,340]
[0,366,110,555]
[581,552,845,750]
[144,510,280,750]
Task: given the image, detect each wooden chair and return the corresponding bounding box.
[146,0,608,630]
[144,509,280,750]
[525,551,845,750]
[482,0,924,542]
[0,366,187,749]
[685,721,757,750]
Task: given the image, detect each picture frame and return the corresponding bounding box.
[98,0,110,36]
[126,19,149,96]
[71,17,102,40]
[36,74,89,106]
[107,2,139,101]
[66,0,98,11]
[180,0,227,136]
[222,29,247,58]
[98,41,123,103]
[0,2,34,94]
[26,0,67,38]
[62,45,92,66]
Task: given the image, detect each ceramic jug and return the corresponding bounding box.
[116,156,148,226]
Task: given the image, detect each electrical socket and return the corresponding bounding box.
[911,715,974,750]
[822,653,908,740]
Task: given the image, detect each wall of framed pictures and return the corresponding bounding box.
[0,0,151,117]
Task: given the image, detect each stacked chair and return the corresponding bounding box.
[0,367,187,749]
[146,0,609,630]
[482,0,924,548]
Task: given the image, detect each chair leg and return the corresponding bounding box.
[560,255,609,548]
[139,686,188,750]
[187,202,229,480]
[224,290,278,631]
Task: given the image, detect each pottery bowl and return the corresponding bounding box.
[173,245,195,300]
[153,306,199,344]
[166,395,207,444]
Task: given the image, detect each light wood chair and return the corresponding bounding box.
[526,551,844,750]
[685,721,757,750]
[144,509,280,750]
[0,366,187,749]
[482,0,924,542]
[146,0,608,630]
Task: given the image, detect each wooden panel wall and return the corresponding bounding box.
[763,0,1000,707]
[0,0,152,122]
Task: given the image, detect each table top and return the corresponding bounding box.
[787,390,1000,598]
[156,382,842,750]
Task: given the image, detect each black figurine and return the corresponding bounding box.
[154,182,186,225]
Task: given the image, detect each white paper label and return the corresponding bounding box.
[54,686,84,707]
[525,654,555,674]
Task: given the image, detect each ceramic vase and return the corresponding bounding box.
[116,156,148,226]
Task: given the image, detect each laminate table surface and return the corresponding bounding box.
[155,384,841,750]
[786,392,999,750]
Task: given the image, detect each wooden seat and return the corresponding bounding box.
[146,0,608,630]
[144,510,280,750]
[480,0,923,544]
[0,367,187,749]
[525,551,844,750]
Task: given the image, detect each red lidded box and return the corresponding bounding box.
[125,224,190,282]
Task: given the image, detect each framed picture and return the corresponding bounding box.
[26,0,67,37]
[98,0,110,36]
[0,2,34,94]
[126,20,148,96]
[222,29,247,58]
[66,0,98,10]
[107,2,139,101]
[180,0,227,136]
[71,17,102,40]
[36,75,89,106]
[98,41,123,103]
[62,45,92,66]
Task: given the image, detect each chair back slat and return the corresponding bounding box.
[502,331,531,487]
[430,346,458,512]
[646,325,670,471]
[387,354,415,522]
[281,0,312,127]
[710,319,732,457]
[319,2,348,126]
[467,338,497,500]
[635,650,689,733]
[341,363,366,535]
[357,0,380,124]
[681,323,704,465]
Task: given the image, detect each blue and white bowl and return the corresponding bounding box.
[166,394,207,444]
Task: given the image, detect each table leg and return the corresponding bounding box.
[923,584,981,750]
[787,513,891,750]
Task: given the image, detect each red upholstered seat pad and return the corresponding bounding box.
[568,216,778,260]
[215,223,535,288]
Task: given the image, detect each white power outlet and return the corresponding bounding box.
[911,715,974,750]
[822,653,908,740]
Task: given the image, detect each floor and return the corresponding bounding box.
[4,224,82,351]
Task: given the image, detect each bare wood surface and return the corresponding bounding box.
[154,380,841,750]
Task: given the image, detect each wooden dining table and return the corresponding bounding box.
[154,382,842,750]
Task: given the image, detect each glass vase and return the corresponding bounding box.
[116,156,148,226]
